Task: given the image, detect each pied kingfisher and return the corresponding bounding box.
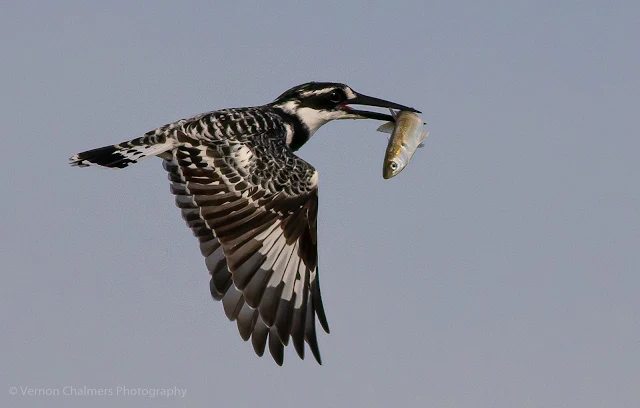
[70,82,419,365]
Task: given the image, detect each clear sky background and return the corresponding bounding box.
[2,1,639,407]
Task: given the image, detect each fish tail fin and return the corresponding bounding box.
[417,130,429,148]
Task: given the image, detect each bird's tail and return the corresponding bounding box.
[69,135,174,169]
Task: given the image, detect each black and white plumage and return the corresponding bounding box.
[70,82,418,365]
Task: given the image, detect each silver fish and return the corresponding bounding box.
[377,109,429,179]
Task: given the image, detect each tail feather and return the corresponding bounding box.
[70,135,174,169]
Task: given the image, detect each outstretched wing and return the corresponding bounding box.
[164,130,329,365]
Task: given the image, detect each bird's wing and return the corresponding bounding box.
[163,131,328,365]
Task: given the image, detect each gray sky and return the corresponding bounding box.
[2,1,639,407]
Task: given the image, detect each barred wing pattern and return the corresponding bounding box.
[164,123,329,365]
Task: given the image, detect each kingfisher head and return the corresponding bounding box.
[271,82,419,142]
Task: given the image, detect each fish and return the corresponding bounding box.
[377,109,429,179]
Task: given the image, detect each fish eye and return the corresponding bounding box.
[390,162,398,170]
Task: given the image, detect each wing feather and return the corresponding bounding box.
[163,123,328,365]
[268,326,285,366]
[290,265,310,359]
[251,317,269,357]
[236,303,258,341]
[221,286,245,321]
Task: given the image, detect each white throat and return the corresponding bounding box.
[296,107,336,135]
[276,101,352,137]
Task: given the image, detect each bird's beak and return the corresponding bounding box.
[340,92,420,121]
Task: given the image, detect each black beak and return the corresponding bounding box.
[342,92,421,121]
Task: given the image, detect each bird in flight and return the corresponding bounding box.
[70,82,419,365]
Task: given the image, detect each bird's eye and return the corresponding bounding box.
[329,90,342,103]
